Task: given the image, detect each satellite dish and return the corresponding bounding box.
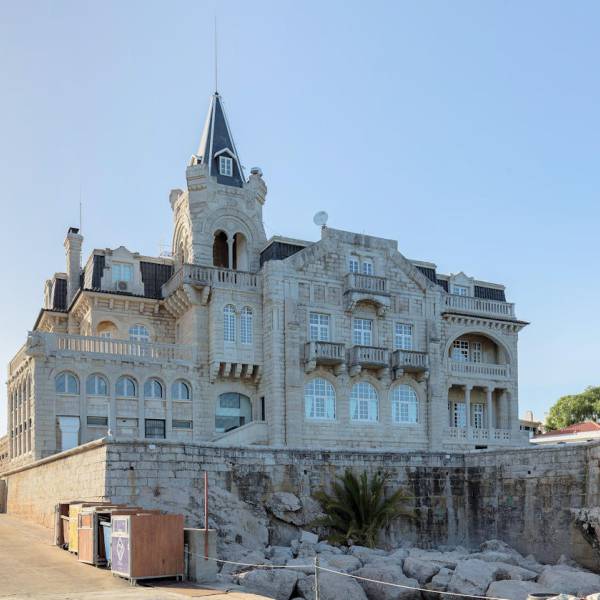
[313,211,329,227]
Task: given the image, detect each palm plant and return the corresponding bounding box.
[313,469,413,548]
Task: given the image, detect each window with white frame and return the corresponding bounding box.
[172,419,193,430]
[112,262,133,282]
[172,380,191,401]
[394,323,413,350]
[240,307,253,344]
[55,372,79,395]
[350,382,378,422]
[353,318,373,346]
[129,324,149,342]
[361,259,374,275]
[304,378,336,420]
[144,378,163,399]
[392,385,419,424]
[472,403,484,429]
[116,376,137,398]
[349,256,359,273]
[224,305,236,342]
[309,312,330,342]
[219,156,233,176]
[452,284,468,296]
[86,374,108,396]
[452,339,470,362]
[470,341,482,363]
[452,402,466,428]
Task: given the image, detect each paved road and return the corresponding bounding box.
[0,515,271,600]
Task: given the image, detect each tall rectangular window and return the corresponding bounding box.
[452,339,470,362]
[361,260,374,275]
[452,403,466,428]
[145,419,166,439]
[472,404,484,429]
[394,323,413,350]
[353,318,373,346]
[240,307,253,344]
[219,156,233,176]
[223,305,236,342]
[349,256,359,273]
[309,312,330,341]
[112,263,133,282]
[471,342,482,363]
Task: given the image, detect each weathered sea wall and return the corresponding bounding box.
[2,439,598,568]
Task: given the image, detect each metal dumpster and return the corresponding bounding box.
[111,513,184,583]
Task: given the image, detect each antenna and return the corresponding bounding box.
[214,15,218,92]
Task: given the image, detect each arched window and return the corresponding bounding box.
[129,324,149,342]
[213,230,229,268]
[215,393,252,433]
[97,321,117,339]
[240,307,253,344]
[172,380,191,401]
[391,385,419,424]
[116,376,137,398]
[350,382,378,422]
[55,372,79,395]
[144,378,163,399]
[304,378,335,420]
[86,374,108,396]
[224,305,236,342]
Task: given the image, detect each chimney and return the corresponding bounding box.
[64,227,83,306]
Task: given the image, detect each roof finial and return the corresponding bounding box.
[214,15,218,93]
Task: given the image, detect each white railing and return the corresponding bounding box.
[393,350,428,371]
[445,427,514,444]
[40,332,196,363]
[443,294,515,318]
[305,341,345,363]
[345,272,388,294]
[349,345,390,367]
[162,264,259,297]
[449,360,509,379]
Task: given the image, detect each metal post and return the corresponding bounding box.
[204,471,209,561]
[314,555,320,600]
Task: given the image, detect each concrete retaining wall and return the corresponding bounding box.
[2,439,598,568]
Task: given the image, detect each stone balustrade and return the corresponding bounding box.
[305,341,345,366]
[445,426,516,445]
[162,264,259,297]
[348,345,390,369]
[344,272,388,294]
[449,359,510,379]
[443,293,515,318]
[392,349,429,372]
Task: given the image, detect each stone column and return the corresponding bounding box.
[464,384,472,440]
[486,386,494,431]
[227,238,234,270]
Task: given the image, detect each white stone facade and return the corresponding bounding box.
[5,92,529,467]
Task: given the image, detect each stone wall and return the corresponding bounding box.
[2,439,599,569]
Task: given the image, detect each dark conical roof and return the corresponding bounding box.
[196,93,244,188]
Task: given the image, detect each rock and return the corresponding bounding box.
[297,572,368,600]
[423,567,453,600]
[301,530,319,545]
[219,545,270,578]
[448,559,496,596]
[349,545,388,565]
[319,552,362,573]
[487,580,557,600]
[402,556,440,585]
[267,492,303,517]
[537,564,600,596]
[268,545,295,564]
[315,541,342,554]
[271,520,303,546]
[487,562,538,581]
[352,566,421,600]
[285,557,316,575]
[267,492,325,528]
[236,568,299,600]
[388,548,409,562]
[476,541,544,574]
[408,547,470,569]
[297,541,318,558]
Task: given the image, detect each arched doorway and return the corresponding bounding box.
[213,231,229,268]
[215,393,252,433]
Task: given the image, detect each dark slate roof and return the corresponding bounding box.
[52,278,67,310]
[415,265,437,284]
[474,285,506,302]
[197,93,244,188]
[437,278,449,292]
[260,241,306,267]
[140,262,173,299]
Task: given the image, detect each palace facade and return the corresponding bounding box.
[5,92,529,468]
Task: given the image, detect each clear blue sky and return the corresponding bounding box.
[1,1,599,433]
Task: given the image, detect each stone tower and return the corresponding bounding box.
[171,92,267,272]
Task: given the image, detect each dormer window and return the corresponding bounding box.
[452,284,468,296]
[112,262,133,283]
[219,156,233,177]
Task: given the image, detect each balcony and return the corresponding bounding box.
[443,294,515,319]
[392,350,429,376]
[162,264,259,298]
[305,341,346,373]
[30,332,196,365]
[444,427,526,447]
[449,359,510,380]
[348,345,390,376]
[344,273,391,315]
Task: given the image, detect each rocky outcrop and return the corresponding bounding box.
[486,580,556,600]
[352,566,420,600]
[402,556,440,584]
[297,573,368,600]
[236,569,299,600]
[448,559,497,596]
[537,564,600,596]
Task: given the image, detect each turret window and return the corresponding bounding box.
[219,156,233,176]
[224,305,236,342]
[241,307,253,344]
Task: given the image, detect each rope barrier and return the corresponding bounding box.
[183,549,512,600]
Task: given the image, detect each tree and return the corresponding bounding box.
[313,469,413,548]
[545,386,600,431]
